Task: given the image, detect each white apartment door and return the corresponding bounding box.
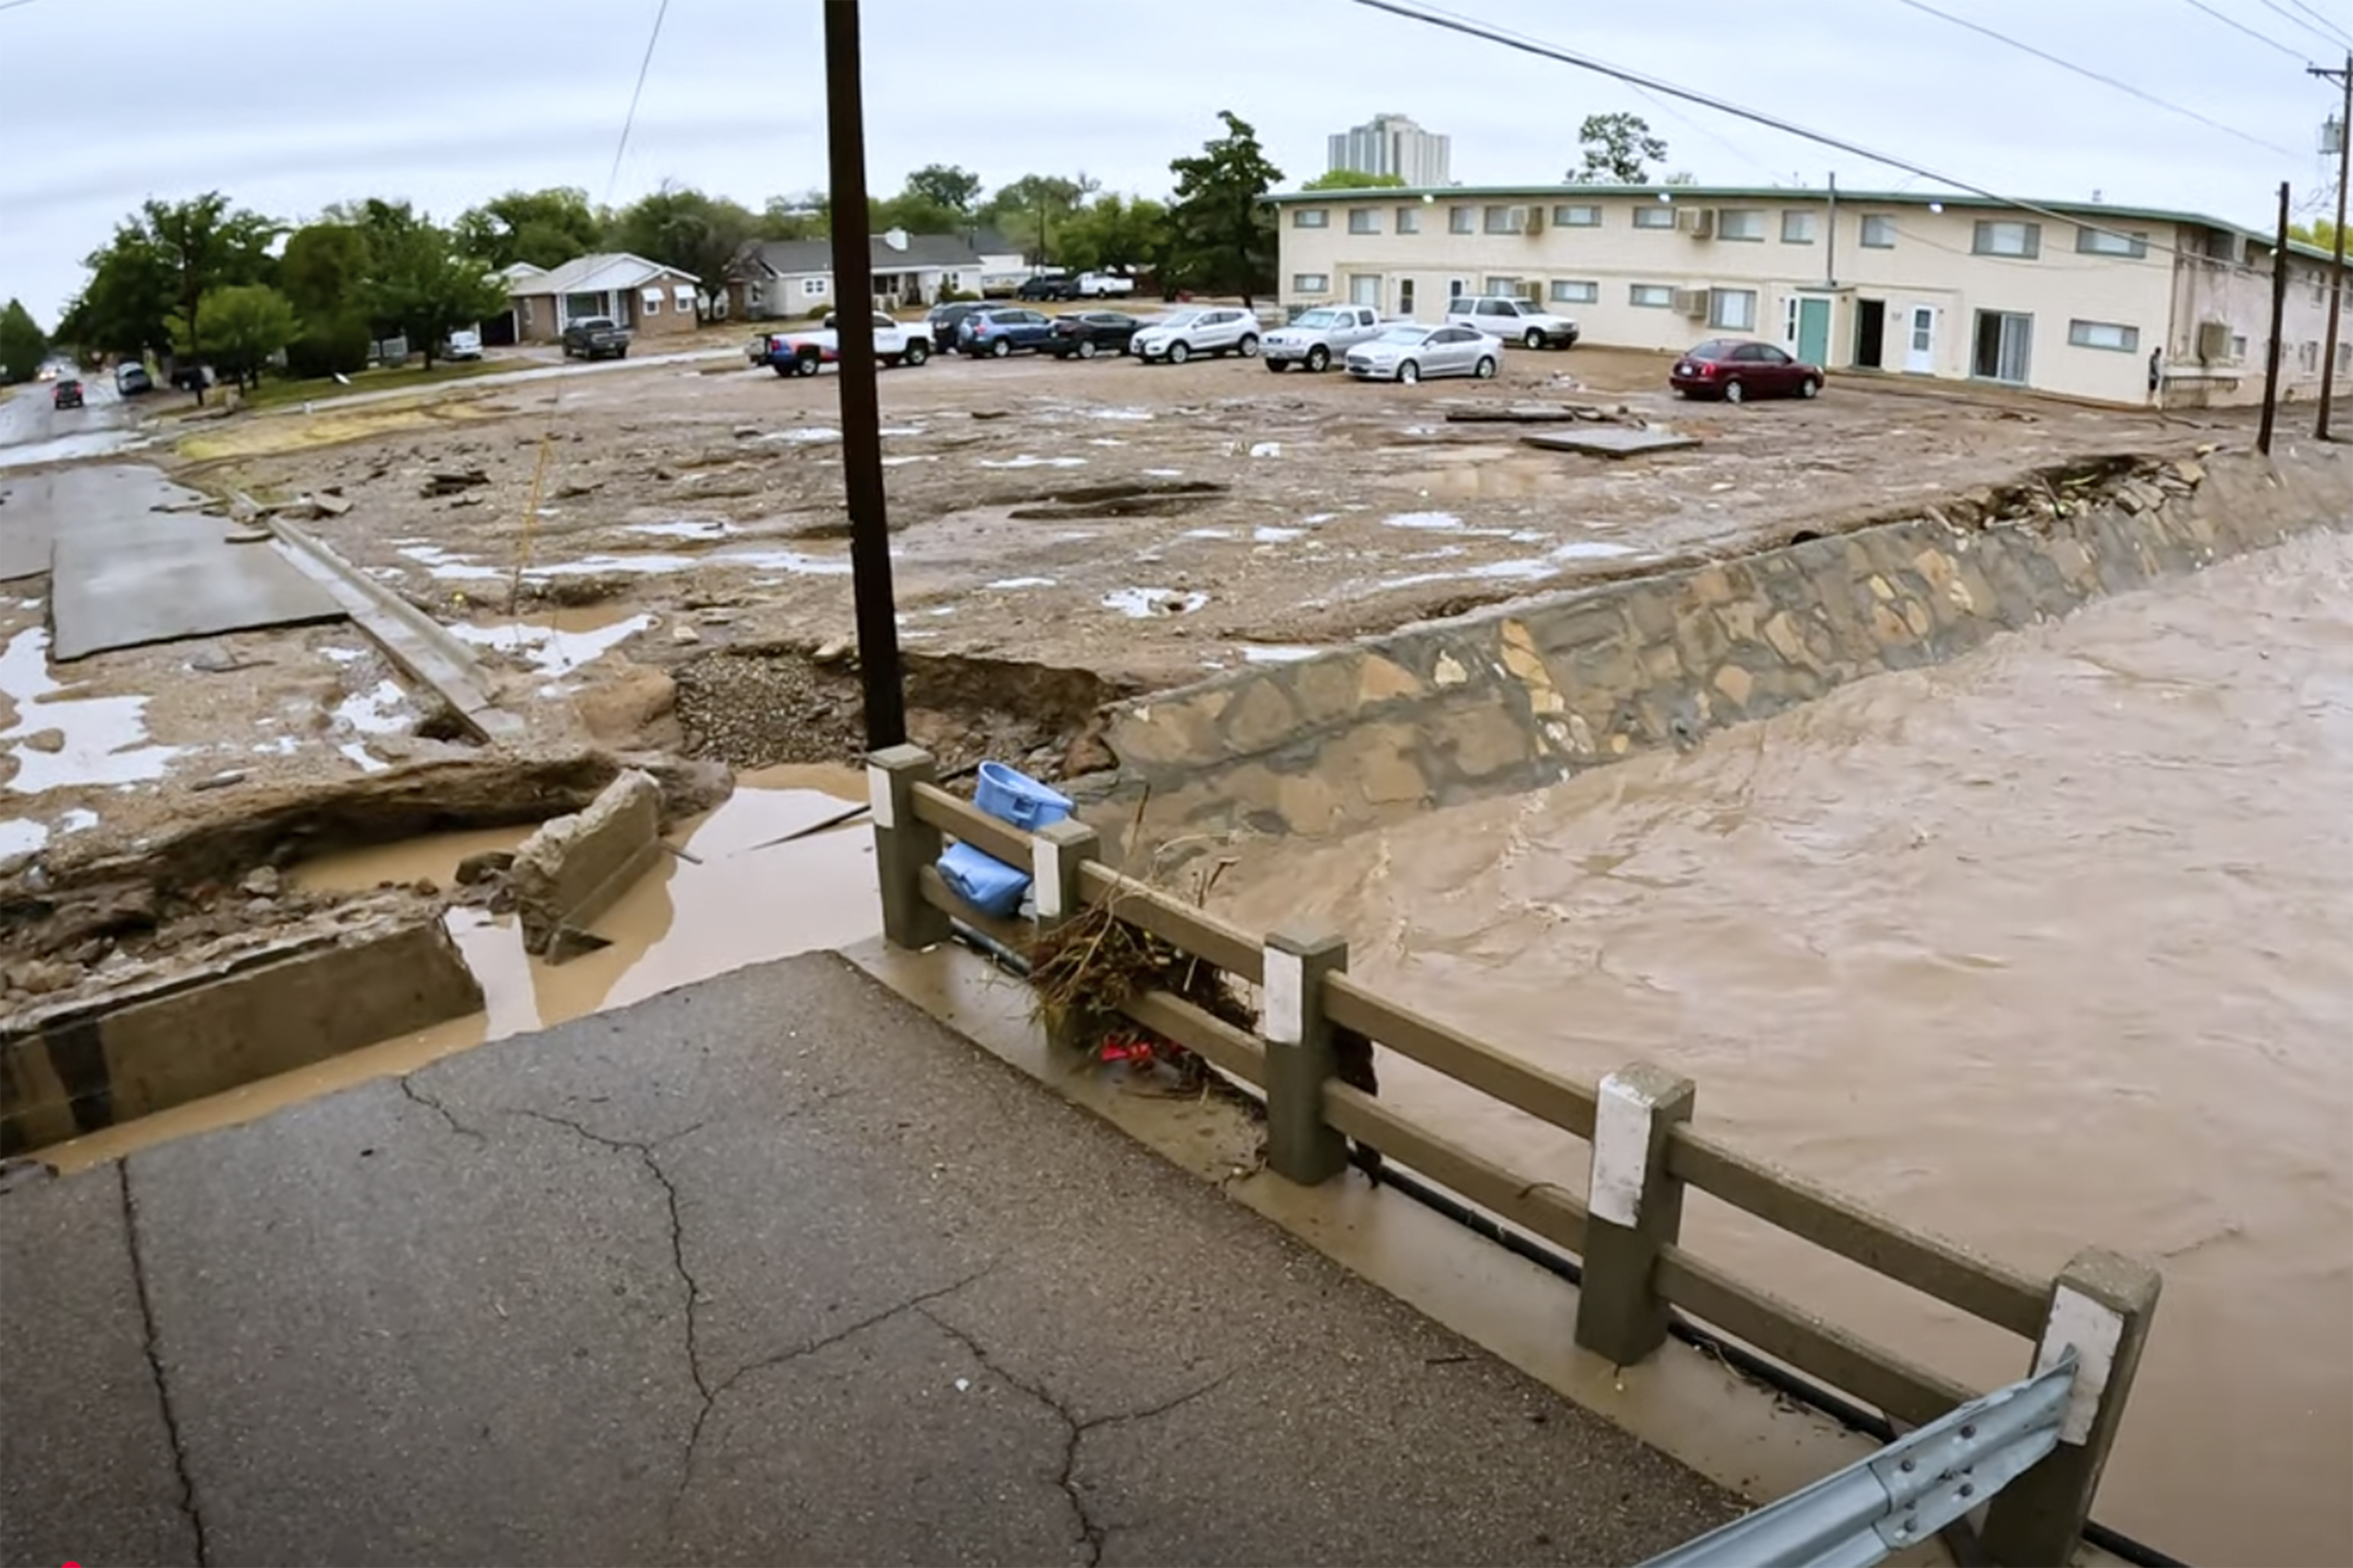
[1904,305,1938,374]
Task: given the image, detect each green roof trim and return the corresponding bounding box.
[1267,184,2345,267]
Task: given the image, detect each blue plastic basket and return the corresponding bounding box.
[974,762,1073,832]
[937,841,1031,918]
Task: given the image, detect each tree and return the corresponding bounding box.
[1165,111,1283,305]
[455,187,604,271]
[278,223,373,376]
[0,298,46,384]
[607,184,757,320]
[363,223,507,369]
[173,284,299,391]
[143,193,282,362]
[1054,194,1172,276]
[1567,113,1668,184]
[2294,218,2340,251]
[61,194,274,361]
[983,173,1097,263]
[900,164,982,217]
[760,191,828,240]
[1302,169,1407,191]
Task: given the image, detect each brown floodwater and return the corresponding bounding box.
[1215,529,2353,1567]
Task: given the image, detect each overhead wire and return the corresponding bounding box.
[1346,0,2305,274]
[2257,0,2353,47]
[1892,0,2302,157]
[2286,0,2353,45]
[2180,0,2313,61]
[606,0,673,205]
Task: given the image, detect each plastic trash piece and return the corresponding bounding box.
[936,762,1076,917]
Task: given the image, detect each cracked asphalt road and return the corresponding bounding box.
[1,952,1739,1566]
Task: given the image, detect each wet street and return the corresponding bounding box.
[1215,527,2353,1567]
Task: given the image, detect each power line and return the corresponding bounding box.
[1893,0,2302,158]
[0,1,45,14]
[2181,0,2313,60]
[1348,0,2282,272]
[606,0,672,203]
[2286,0,2353,45]
[2258,0,2353,47]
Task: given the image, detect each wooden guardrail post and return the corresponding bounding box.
[1980,1248,2163,1568]
[1262,927,1349,1185]
[867,745,951,950]
[1575,1062,1697,1365]
[1031,818,1101,1052]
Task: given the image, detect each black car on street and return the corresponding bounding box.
[51,378,84,409]
[1047,311,1144,359]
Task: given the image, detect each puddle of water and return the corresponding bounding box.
[1384,511,1465,531]
[762,427,842,444]
[333,679,413,735]
[624,520,734,541]
[0,817,47,857]
[878,425,925,437]
[1303,512,1336,525]
[881,455,937,467]
[1086,438,1129,449]
[322,646,368,664]
[1104,587,1209,618]
[450,607,655,675]
[0,628,183,794]
[400,544,506,582]
[986,576,1057,590]
[1254,526,1305,543]
[722,547,854,577]
[60,807,98,833]
[1250,442,1282,458]
[978,455,1089,470]
[0,429,152,471]
[253,736,301,756]
[1241,645,1321,664]
[1180,528,1238,541]
[1087,408,1154,422]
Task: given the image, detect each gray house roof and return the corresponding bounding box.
[730,232,996,278]
[513,252,697,298]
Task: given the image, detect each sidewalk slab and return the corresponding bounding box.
[0,952,1738,1566]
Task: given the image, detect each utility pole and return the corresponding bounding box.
[2311,53,2352,439]
[2262,181,2291,455]
[822,0,907,750]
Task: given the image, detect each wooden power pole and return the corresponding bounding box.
[2311,54,2352,440]
[2262,181,2291,455]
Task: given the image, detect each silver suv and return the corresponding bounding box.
[1445,295,1579,349]
[1131,307,1262,364]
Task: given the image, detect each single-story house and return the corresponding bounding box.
[506,253,703,345]
[727,228,1027,318]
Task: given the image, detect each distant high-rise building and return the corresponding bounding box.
[1326,113,1451,188]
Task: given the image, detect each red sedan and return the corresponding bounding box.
[1669,339,1824,403]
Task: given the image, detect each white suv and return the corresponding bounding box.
[1131,307,1262,364]
[1445,296,1579,349]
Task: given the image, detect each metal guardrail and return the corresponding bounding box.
[866,745,2164,1567]
[1638,1354,2076,1568]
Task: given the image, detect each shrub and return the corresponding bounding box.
[285,312,371,378]
[804,303,832,320]
[935,285,978,303]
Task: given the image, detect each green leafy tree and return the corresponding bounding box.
[61,195,273,360]
[984,173,1097,263]
[455,186,604,270]
[607,184,756,320]
[1053,194,1172,276]
[1165,111,1283,305]
[901,164,982,217]
[760,191,828,240]
[363,223,507,368]
[1568,113,1668,184]
[1301,169,1407,191]
[2293,218,2341,251]
[144,193,282,360]
[0,298,47,384]
[172,284,300,391]
[278,223,373,376]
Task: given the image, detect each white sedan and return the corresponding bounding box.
[1344,323,1503,384]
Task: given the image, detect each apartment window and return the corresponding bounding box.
[2232,334,2249,360]
[1553,203,1601,227]
[800,277,827,297]
[2313,271,2326,305]
[1350,275,1382,306]
[1293,208,1329,229]
[1973,221,2042,259]
[1292,273,1331,294]
[1449,206,1477,234]
[1718,208,1765,242]
[1446,277,1470,303]
[1710,288,1758,330]
[1630,283,1675,308]
[2075,226,2148,258]
[1633,204,1676,230]
[1484,205,1524,234]
[1395,205,1422,234]
[2302,340,2320,372]
[2067,319,2140,352]
[1484,276,1526,298]
[641,288,661,317]
[2340,342,2351,374]
[1781,211,1817,244]
[1859,215,1897,248]
[1348,208,1381,235]
[1550,279,1599,304]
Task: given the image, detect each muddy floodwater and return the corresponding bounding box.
[1216,528,2353,1566]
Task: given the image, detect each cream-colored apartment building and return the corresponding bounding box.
[1270,184,2347,407]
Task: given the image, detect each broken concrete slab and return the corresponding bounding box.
[1445,403,1615,424]
[510,769,664,956]
[1520,427,1702,458]
[49,512,346,661]
[0,910,483,1154]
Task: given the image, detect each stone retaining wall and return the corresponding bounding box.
[1071,444,2353,868]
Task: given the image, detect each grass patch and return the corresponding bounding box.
[238,358,511,412]
[176,400,503,462]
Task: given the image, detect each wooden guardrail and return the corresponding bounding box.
[868,745,2162,1568]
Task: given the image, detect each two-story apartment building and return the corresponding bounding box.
[1270,184,2348,407]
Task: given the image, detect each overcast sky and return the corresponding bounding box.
[3,0,2345,323]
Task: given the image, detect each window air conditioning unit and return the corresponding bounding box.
[1677,207,1715,238]
[1520,205,1544,236]
[1673,288,1710,317]
[2195,319,2233,363]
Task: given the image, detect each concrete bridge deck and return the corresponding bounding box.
[0,951,1737,1567]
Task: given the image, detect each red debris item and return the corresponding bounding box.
[1099,1034,1155,1063]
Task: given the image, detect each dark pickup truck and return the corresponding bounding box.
[561,316,632,360]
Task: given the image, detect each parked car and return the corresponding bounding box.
[115,362,153,396]
[444,329,484,361]
[763,313,935,375]
[561,316,631,360]
[169,363,215,391]
[958,307,1056,358]
[1262,304,1385,373]
[1669,338,1823,402]
[1046,311,1144,359]
[1131,307,1261,364]
[1445,295,1579,349]
[927,300,997,348]
[51,377,84,409]
[1074,272,1136,299]
[1016,273,1078,301]
[1344,323,1502,384]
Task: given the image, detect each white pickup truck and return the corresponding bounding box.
[1262,304,1386,373]
[762,312,935,376]
[1445,295,1579,349]
[1075,271,1136,298]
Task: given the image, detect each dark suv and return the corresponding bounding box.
[926,300,996,351]
[52,378,84,410]
[1016,273,1077,301]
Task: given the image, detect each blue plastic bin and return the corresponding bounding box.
[937,841,1032,917]
[974,761,1073,831]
